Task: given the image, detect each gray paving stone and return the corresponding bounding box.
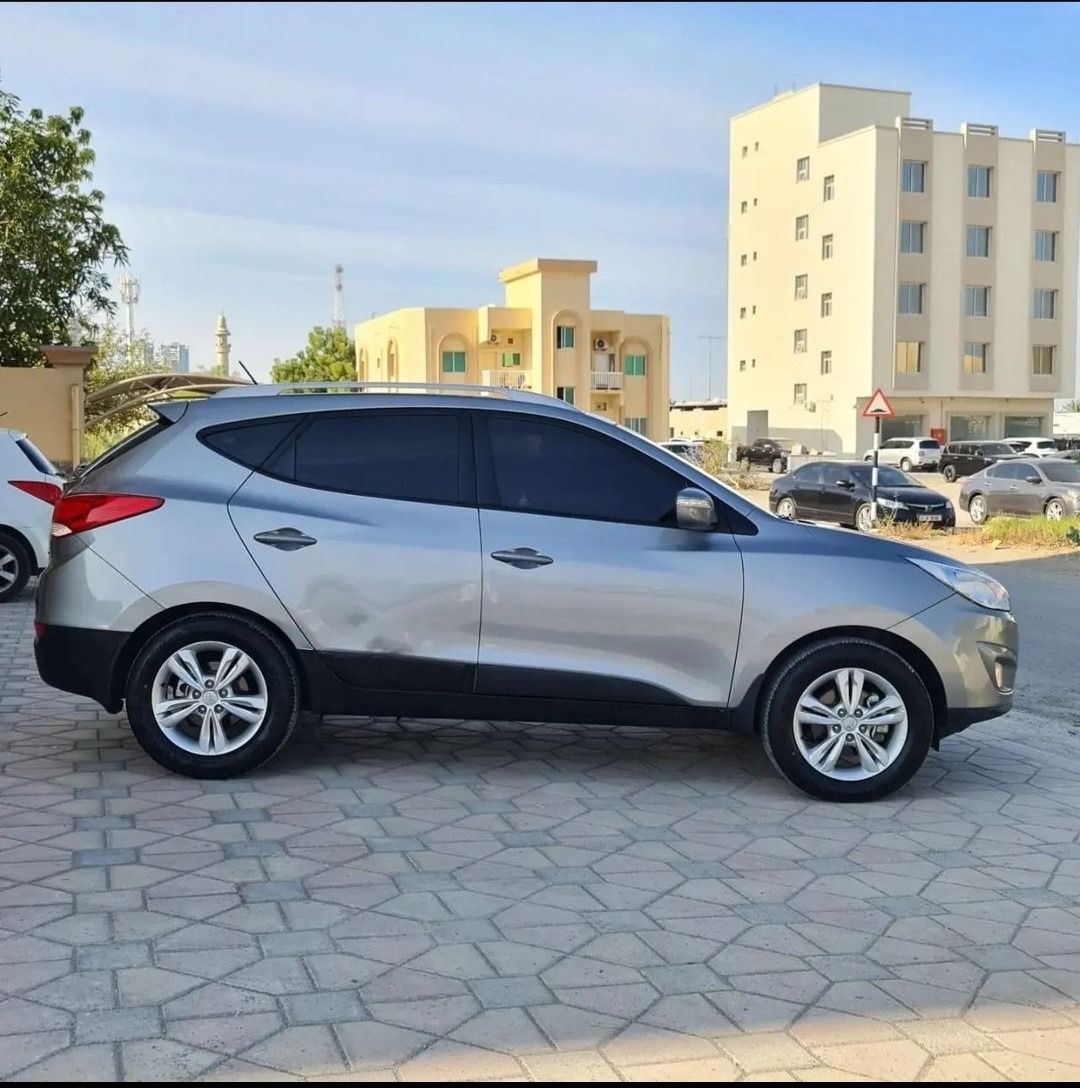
[283,990,367,1025]
[14,1041,117,1081]
[76,1006,161,1043]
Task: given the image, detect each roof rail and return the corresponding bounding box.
[213,380,581,410]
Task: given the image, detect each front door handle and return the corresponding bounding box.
[491,547,554,570]
[253,527,317,551]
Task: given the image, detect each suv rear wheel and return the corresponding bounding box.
[761,638,933,802]
[899,457,913,472]
[126,614,299,778]
[942,464,957,483]
[0,532,31,604]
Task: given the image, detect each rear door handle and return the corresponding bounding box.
[253,527,317,551]
[491,547,553,570]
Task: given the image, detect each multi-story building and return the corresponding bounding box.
[727,83,1079,452]
[669,399,727,440]
[157,342,190,373]
[354,258,670,441]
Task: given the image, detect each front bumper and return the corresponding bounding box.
[35,624,128,712]
[891,594,1018,741]
[883,506,956,527]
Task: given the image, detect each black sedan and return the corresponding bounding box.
[769,460,955,532]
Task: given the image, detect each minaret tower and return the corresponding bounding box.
[215,311,231,374]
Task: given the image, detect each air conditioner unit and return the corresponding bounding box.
[593,337,609,351]
[488,332,501,345]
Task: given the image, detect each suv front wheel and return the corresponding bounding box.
[126,613,300,778]
[761,638,933,802]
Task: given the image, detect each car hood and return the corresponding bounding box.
[876,486,950,505]
[801,521,971,569]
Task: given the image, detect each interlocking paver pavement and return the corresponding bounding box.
[3,587,1080,1081]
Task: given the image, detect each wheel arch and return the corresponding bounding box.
[109,602,308,713]
[733,625,948,745]
[0,525,37,570]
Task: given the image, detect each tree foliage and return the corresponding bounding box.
[271,326,355,383]
[83,321,161,457]
[1062,399,1080,414]
[0,87,127,366]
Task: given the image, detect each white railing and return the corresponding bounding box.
[482,369,530,389]
[590,371,624,391]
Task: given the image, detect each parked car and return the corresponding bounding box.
[770,461,954,532]
[1004,437,1060,459]
[959,457,1080,524]
[35,383,1017,803]
[659,438,704,465]
[938,440,1017,482]
[861,436,941,472]
[735,437,792,473]
[1054,435,1080,452]
[0,429,64,603]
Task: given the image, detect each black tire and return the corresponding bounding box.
[125,613,299,778]
[760,638,934,802]
[942,464,957,483]
[967,493,988,525]
[899,457,913,472]
[0,531,31,604]
[775,496,798,520]
[854,502,874,532]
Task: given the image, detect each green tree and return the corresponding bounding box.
[0,87,127,366]
[82,321,161,458]
[1062,399,1080,413]
[271,326,355,383]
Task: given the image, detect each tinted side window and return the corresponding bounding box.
[821,464,853,487]
[997,463,1027,481]
[286,412,462,504]
[485,416,685,525]
[919,440,939,449]
[796,464,825,485]
[202,419,297,469]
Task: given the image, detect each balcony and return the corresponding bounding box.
[482,369,530,389]
[590,371,624,391]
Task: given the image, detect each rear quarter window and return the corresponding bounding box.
[200,418,299,470]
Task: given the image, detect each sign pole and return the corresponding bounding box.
[871,416,881,524]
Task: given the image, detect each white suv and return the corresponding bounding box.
[0,429,63,602]
[861,436,941,472]
[1004,437,1059,458]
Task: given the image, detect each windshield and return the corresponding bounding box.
[1041,462,1080,483]
[982,443,1016,456]
[851,465,920,488]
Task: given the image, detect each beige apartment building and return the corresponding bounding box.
[727,83,1080,453]
[669,398,727,440]
[354,258,670,442]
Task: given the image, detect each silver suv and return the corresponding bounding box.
[861,436,941,471]
[35,384,1018,802]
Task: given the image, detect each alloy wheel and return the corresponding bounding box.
[855,504,874,532]
[793,667,909,781]
[0,546,17,593]
[1046,499,1065,522]
[150,641,269,756]
[777,497,796,520]
[969,495,987,524]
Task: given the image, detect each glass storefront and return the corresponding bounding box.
[882,415,924,440]
[1003,415,1045,438]
[949,415,993,441]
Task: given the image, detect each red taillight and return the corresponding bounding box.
[35,623,46,641]
[51,493,164,537]
[9,480,63,505]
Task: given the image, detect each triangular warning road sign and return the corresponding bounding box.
[862,388,895,418]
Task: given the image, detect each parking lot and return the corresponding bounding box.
[2,557,1080,1082]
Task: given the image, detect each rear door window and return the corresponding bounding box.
[275,410,467,505]
[795,464,825,486]
[15,436,57,475]
[919,439,940,450]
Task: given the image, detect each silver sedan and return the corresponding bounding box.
[959,458,1080,523]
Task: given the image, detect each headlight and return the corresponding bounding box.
[907,557,1010,611]
[878,497,903,510]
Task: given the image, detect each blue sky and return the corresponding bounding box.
[2,1,1078,395]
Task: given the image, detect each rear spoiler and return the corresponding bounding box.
[149,401,189,424]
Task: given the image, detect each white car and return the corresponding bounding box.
[0,429,64,602]
[1004,437,1060,458]
[861,436,941,471]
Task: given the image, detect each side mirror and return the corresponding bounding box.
[838,478,856,490]
[676,487,717,531]
[1026,474,1042,485]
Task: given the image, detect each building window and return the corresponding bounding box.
[963,341,988,374]
[555,325,575,349]
[1034,230,1058,262]
[1037,170,1059,203]
[796,156,810,182]
[624,353,647,376]
[739,306,747,319]
[898,282,924,315]
[740,254,747,266]
[968,165,992,198]
[821,234,834,259]
[900,220,925,254]
[794,274,808,300]
[793,383,807,405]
[753,198,758,206]
[902,160,926,193]
[1033,288,1057,319]
[441,350,466,374]
[964,285,989,317]
[794,329,807,353]
[895,341,923,374]
[950,414,992,441]
[1033,345,1056,375]
[739,359,746,372]
[966,225,990,258]
[754,141,759,151]
[556,385,575,405]
[795,215,809,241]
[821,292,833,317]
[500,352,521,367]
[823,174,835,201]
[625,417,647,435]
[741,200,748,213]
[820,350,832,375]
[741,145,748,158]
[752,251,757,260]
